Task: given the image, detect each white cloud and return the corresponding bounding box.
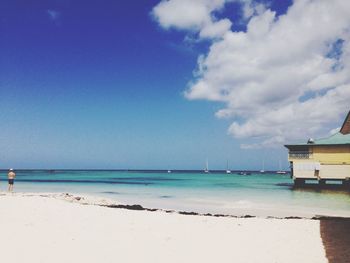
[153,0,350,148]
[152,0,233,39]
[199,18,232,39]
[242,0,267,20]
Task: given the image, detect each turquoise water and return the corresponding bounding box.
[0,170,350,217]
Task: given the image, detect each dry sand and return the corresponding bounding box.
[0,193,328,263]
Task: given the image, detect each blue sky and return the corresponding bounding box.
[2,0,346,170]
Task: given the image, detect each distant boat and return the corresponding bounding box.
[204,158,209,173]
[276,170,286,174]
[226,160,231,174]
[239,171,251,175]
[276,160,286,174]
[260,160,265,173]
[167,170,171,173]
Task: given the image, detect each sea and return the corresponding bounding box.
[1,170,350,218]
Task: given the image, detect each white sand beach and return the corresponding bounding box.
[0,192,329,263]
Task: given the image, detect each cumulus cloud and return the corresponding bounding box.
[152,0,232,39]
[199,18,232,39]
[241,0,267,20]
[153,0,350,148]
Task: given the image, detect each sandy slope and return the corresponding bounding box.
[0,193,327,263]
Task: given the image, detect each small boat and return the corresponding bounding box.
[260,160,265,173]
[276,170,287,174]
[226,160,231,174]
[167,170,171,173]
[276,160,286,174]
[204,158,209,173]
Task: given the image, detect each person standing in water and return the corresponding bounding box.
[8,169,16,192]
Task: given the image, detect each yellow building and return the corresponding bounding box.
[285,111,350,186]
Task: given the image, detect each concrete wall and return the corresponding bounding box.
[291,162,350,180]
[319,165,350,179]
[291,168,315,179]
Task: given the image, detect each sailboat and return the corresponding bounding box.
[276,160,286,174]
[226,160,231,174]
[204,158,209,173]
[260,160,265,173]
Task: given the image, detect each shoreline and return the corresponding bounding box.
[2,191,350,220]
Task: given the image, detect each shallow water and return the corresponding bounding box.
[0,170,349,217]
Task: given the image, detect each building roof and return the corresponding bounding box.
[285,132,350,147]
[285,111,350,148]
[340,111,350,135]
[311,132,350,145]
